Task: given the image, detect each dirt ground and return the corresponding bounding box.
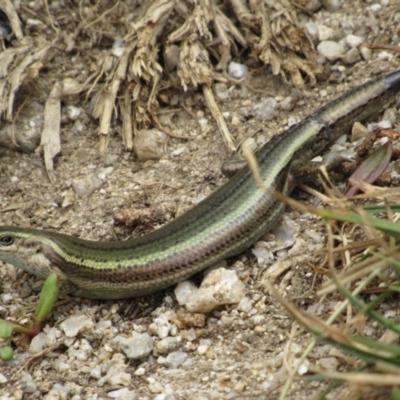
[1,1,400,399]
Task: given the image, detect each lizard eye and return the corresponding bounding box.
[0,236,14,246]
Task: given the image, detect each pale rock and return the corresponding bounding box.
[183,268,246,313]
[29,333,48,353]
[149,315,171,339]
[157,351,188,368]
[360,45,372,61]
[317,25,334,41]
[174,280,198,306]
[370,3,381,12]
[317,41,345,60]
[305,22,318,40]
[72,175,103,197]
[317,357,339,371]
[61,77,81,96]
[111,38,125,58]
[238,297,253,313]
[322,0,342,11]
[214,82,230,101]
[164,45,180,72]
[134,367,146,376]
[133,129,167,161]
[59,314,94,337]
[197,339,212,355]
[345,34,363,48]
[64,105,81,121]
[116,332,154,360]
[155,337,181,355]
[228,62,248,79]
[343,47,361,64]
[253,98,277,120]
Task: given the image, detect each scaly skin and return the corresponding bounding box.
[1,70,400,299]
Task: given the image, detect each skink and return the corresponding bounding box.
[1,70,400,299]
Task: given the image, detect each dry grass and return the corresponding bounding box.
[0,0,319,169]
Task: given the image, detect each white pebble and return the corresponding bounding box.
[116,333,154,360]
[345,34,363,48]
[29,333,48,353]
[174,280,198,306]
[343,48,361,64]
[370,4,381,12]
[133,129,167,161]
[238,297,253,313]
[253,98,277,120]
[59,314,94,337]
[317,41,345,60]
[228,61,248,79]
[197,339,212,355]
[134,367,146,376]
[184,268,246,313]
[317,25,334,41]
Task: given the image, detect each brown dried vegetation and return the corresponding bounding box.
[0,0,318,162]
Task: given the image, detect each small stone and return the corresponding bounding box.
[280,95,296,111]
[345,34,363,48]
[251,244,273,265]
[149,315,171,339]
[61,77,82,96]
[317,25,334,41]
[343,48,361,64]
[317,357,339,371]
[134,367,146,376]
[64,105,81,121]
[90,366,102,379]
[0,373,8,383]
[317,41,345,60]
[175,309,206,328]
[155,337,181,355]
[305,22,318,40]
[351,121,369,142]
[111,38,125,58]
[72,175,103,197]
[184,268,246,313]
[377,51,393,61]
[164,45,180,72]
[29,333,48,353]
[157,351,188,368]
[103,354,131,386]
[175,281,198,306]
[321,0,342,11]
[59,314,94,338]
[97,166,114,180]
[108,388,129,398]
[133,129,167,161]
[253,98,277,120]
[370,3,381,12]
[329,69,346,83]
[0,293,13,303]
[24,379,37,393]
[171,147,185,157]
[214,83,230,101]
[359,45,372,61]
[116,332,154,360]
[54,360,70,373]
[148,381,163,394]
[228,61,248,79]
[197,339,212,355]
[238,297,253,313]
[254,325,267,333]
[382,108,398,125]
